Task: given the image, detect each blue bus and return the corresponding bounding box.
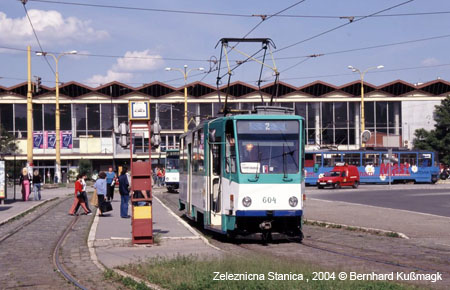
[305,149,439,185]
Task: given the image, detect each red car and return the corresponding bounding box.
[317,163,360,189]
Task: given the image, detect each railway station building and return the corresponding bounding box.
[0,79,448,181]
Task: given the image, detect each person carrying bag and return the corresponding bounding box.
[90,189,99,207]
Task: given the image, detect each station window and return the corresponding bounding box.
[60,104,72,131]
[15,104,27,138]
[87,104,100,137]
[200,103,212,119]
[33,104,43,131]
[101,104,114,137]
[75,104,87,137]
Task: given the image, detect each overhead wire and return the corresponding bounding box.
[3,32,450,64]
[26,0,449,19]
[199,1,307,85]
[275,0,415,53]
[21,0,56,75]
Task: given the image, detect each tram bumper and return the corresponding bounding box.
[234,210,302,236]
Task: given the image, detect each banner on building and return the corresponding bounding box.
[33,131,72,149]
[0,161,5,200]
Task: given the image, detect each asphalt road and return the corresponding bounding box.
[307,183,450,218]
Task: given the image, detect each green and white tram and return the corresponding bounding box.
[164,149,180,192]
[179,107,305,241]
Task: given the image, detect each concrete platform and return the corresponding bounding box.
[93,191,222,268]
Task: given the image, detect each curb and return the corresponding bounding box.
[86,208,164,290]
[0,197,59,226]
[305,218,410,239]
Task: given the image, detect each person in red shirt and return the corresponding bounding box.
[68,174,91,216]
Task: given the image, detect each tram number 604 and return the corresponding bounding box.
[262,197,276,204]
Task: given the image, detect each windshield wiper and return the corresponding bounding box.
[249,144,261,182]
[283,144,293,182]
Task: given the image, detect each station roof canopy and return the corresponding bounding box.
[1,79,450,99]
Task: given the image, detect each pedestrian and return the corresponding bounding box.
[119,167,130,218]
[68,174,91,216]
[94,171,107,216]
[32,170,42,201]
[157,167,163,187]
[153,166,159,186]
[106,167,116,201]
[161,167,166,186]
[19,167,32,201]
[75,173,91,214]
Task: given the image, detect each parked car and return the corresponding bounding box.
[317,163,360,189]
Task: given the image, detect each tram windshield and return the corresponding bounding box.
[166,158,179,170]
[237,120,299,174]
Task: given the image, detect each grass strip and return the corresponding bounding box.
[117,254,418,290]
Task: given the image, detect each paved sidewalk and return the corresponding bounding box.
[0,186,73,225]
[93,188,221,269]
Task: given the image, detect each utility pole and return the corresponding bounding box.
[26,46,33,167]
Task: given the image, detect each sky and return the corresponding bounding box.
[1,0,450,89]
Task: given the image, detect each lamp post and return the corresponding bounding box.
[36,50,77,183]
[165,65,204,132]
[348,65,384,148]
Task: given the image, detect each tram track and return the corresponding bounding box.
[53,214,88,290]
[0,196,91,289]
[156,189,450,286]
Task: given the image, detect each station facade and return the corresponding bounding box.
[0,79,448,181]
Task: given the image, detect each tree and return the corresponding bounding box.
[0,124,18,156]
[413,95,450,165]
[78,159,93,179]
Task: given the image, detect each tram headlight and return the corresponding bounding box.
[242,196,252,207]
[289,196,298,207]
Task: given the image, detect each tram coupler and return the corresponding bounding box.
[259,221,272,230]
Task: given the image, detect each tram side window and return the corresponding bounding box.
[225,121,236,174]
[400,153,417,166]
[343,153,361,166]
[323,154,341,167]
[363,153,380,166]
[193,131,199,173]
[212,137,221,176]
[382,153,398,165]
[418,153,432,167]
[180,137,187,174]
[198,130,205,173]
[305,154,314,167]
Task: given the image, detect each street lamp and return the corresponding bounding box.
[348,65,384,148]
[36,50,77,183]
[165,65,204,132]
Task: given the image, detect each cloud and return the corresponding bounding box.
[421,57,440,66]
[86,50,164,85]
[113,50,164,72]
[0,9,108,46]
[86,70,134,85]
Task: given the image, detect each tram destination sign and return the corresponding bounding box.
[237,120,299,134]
